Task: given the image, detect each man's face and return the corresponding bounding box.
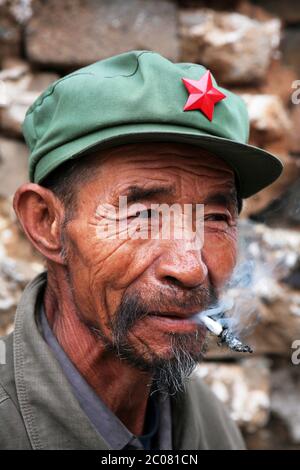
[61,142,238,387]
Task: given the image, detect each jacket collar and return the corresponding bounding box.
[13,272,111,450]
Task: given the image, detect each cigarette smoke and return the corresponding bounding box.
[191,220,274,340]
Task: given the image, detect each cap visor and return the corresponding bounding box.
[33,123,283,198]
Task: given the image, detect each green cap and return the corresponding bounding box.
[23,50,283,198]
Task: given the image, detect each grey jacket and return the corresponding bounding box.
[0,273,245,450]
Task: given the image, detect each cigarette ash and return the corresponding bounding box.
[194,298,253,354]
[192,256,261,354]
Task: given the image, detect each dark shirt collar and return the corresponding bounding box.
[39,303,172,450]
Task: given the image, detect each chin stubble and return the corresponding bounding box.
[90,290,212,396]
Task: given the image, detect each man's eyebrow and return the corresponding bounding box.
[122,185,175,203]
[203,191,238,210]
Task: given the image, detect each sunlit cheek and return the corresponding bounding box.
[203,228,238,287]
[64,225,130,322]
[69,218,131,284]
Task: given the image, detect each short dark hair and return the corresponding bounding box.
[41,151,101,221]
[41,150,243,219]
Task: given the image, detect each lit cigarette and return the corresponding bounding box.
[198,314,253,354]
[201,315,223,336]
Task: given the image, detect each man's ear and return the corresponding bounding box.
[13,183,66,265]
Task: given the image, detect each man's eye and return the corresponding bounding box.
[131,209,157,219]
[140,209,159,219]
[205,214,229,223]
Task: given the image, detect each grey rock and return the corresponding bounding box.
[196,358,271,432]
[252,0,300,25]
[0,137,29,196]
[281,28,300,78]
[271,366,300,443]
[25,0,179,69]
[179,8,281,84]
[0,61,58,137]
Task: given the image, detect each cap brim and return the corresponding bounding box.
[33,123,283,198]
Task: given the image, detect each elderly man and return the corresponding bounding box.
[0,51,282,450]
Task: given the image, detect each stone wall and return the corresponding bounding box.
[1,0,300,449]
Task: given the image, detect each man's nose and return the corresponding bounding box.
[155,242,208,289]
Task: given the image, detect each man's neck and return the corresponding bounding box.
[44,266,153,436]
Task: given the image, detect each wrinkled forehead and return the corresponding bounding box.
[97,142,236,179]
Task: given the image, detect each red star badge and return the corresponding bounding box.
[182,70,226,121]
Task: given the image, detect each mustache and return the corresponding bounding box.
[151,285,218,311]
[111,284,218,344]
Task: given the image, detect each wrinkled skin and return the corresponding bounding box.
[14,142,238,435]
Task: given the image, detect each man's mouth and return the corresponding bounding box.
[147,310,205,332]
[149,308,201,318]
[149,308,203,319]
